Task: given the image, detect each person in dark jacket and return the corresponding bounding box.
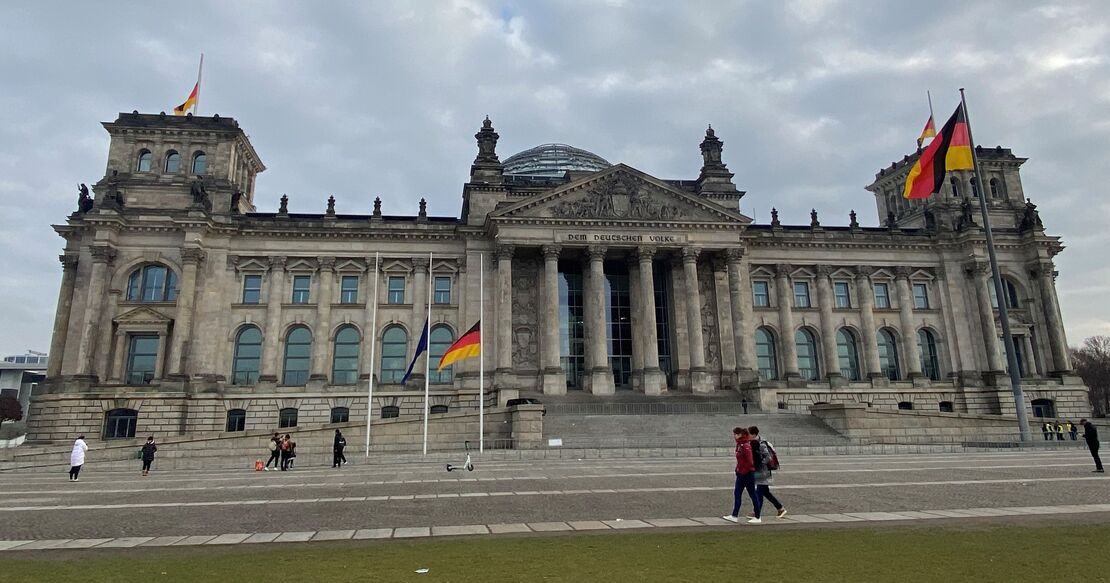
[264,433,281,471]
[140,436,157,477]
[749,426,786,518]
[280,434,293,471]
[723,427,762,524]
[1080,419,1104,473]
[333,429,347,468]
[1068,421,1079,441]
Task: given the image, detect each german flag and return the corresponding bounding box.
[173,82,199,116]
[438,321,480,371]
[916,115,936,148]
[902,104,974,199]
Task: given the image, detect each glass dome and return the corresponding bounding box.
[502,143,611,177]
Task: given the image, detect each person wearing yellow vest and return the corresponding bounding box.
[1068,421,1079,441]
[1042,422,1054,440]
[1056,422,1066,441]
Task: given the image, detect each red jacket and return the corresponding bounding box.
[735,440,754,474]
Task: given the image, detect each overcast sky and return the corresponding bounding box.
[1,1,1108,357]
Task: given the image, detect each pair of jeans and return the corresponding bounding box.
[69,465,82,480]
[757,485,782,511]
[141,460,153,472]
[266,449,281,468]
[333,449,346,467]
[731,472,762,518]
[1090,441,1103,471]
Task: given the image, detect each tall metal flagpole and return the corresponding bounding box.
[479,252,485,453]
[422,252,433,455]
[365,252,380,457]
[926,90,935,129]
[960,88,1031,442]
[194,53,204,115]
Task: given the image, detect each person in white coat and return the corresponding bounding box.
[69,435,88,481]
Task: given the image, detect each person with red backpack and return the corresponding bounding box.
[723,427,762,524]
[749,426,787,518]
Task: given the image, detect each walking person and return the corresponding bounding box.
[264,433,281,471]
[1080,419,1104,473]
[1056,421,1066,442]
[723,427,762,524]
[1042,421,1054,440]
[749,426,786,518]
[288,436,297,469]
[333,429,347,468]
[69,435,88,482]
[140,436,157,477]
[279,434,292,471]
[1068,421,1079,441]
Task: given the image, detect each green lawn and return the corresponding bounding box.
[7,524,1109,582]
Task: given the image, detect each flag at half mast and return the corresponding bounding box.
[438,321,480,371]
[902,104,974,199]
[173,82,199,116]
[916,114,936,148]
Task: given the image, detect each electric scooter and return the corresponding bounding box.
[446,440,475,472]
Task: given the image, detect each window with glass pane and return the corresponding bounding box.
[331,326,360,385]
[381,405,400,419]
[127,265,177,302]
[242,275,262,304]
[753,281,770,307]
[165,151,180,173]
[340,276,359,304]
[330,407,349,423]
[834,282,851,308]
[137,150,152,172]
[878,329,900,380]
[430,404,449,414]
[282,327,312,385]
[897,401,914,410]
[433,276,451,304]
[380,326,408,383]
[913,283,929,309]
[291,276,310,304]
[104,408,137,439]
[794,282,811,308]
[874,283,891,309]
[226,409,246,432]
[232,326,262,385]
[387,277,405,304]
[428,325,455,384]
[836,328,861,381]
[278,408,298,428]
[755,328,778,381]
[917,329,940,380]
[939,401,954,412]
[125,334,159,384]
[795,328,820,380]
[192,151,207,175]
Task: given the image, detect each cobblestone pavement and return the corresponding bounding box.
[0,450,1105,550]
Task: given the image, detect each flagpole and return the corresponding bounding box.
[194,53,203,115]
[959,88,1031,442]
[422,252,433,456]
[926,90,935,125]
[479,252,485,453]
[365,252,380,457]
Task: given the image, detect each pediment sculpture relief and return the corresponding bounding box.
[550,174,688,220]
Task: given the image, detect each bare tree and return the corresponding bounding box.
[1071,335,1110,417]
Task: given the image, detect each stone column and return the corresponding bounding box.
[47,254,79,378]
[968,261,1004,372]
[585,246,615,395]
[1022,334,1038,377]
[815,265,842,381]
[683,248,713,393]
[153,331,167,380]
[895,267,923,378]
[259,256,286,382]
[412,255,429,326]
[668,257,691,390]
[76,245,115,378]
[1030,260,1072,373]
[628,260,643,391]
[362,257,380,382]
[774,264,800,379]
[495,245,515,388]
[540,245,566,394]
[637,246,666,395]
[168,247,205,377]
[110,330,127,382]
[311,256,336,381]
[855,266,883,378]
[726,249,756,377]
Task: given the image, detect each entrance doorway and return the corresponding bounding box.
[559,263,586,389]
[605,263,632,389]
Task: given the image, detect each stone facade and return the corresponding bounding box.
[29,112,1090,442]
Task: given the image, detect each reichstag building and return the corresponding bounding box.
[28,111,1089,441]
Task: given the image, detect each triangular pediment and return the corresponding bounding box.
[114,306,172,325]
[491,164,750,224]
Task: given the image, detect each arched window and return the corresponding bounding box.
[1031,398,1056,419]
[970,177,980,198]
[278,408,298,428]
[878,328,901,381]
[380,326,408,384]
[429,325,455,384]
[331,326,360,385]
[430,404,449,414]
[949,177,961,197]
[104,408,138,439]
[192,151,207,175]
[917,329,940,381]
[136,149,153,172]
[282,327,312,385]
[164,151,180,173]
[836,328,861,381]
[381,405,400,419]
[795,328,820,381]
[755,328,778,381]
[939,401,954,413]
[330,407,350,424]
[232,326,262,385]
[897,401,914,410]
[989,278,1020,309]
[226,409,246,432]
[126,264,178,302]
[989,177,1004,199]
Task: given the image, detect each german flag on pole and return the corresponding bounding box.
[916,115,936,148]
[902,104,974,199]
[173,82,198,116]
[438,321,481,371]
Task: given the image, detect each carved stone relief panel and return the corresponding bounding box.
[511,257,541,370]
[547,174,691,220]
[698,262,722,373]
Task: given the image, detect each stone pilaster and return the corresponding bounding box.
[168,247,206,377]
[412,255,429,334]
[259,255,286,382]
[637,246,666,395]
[363,256,381,382]
[1030,260,1072,374]
[76,245,115,378]
[967,261,1004,373]
[495,245,515,388]
[47,254,79,378]
[775,263,800,380]
[311,256,336,381]
[540,245,566,395]
[895,267,923,379]
[815,265,843,383]
[683,248,713,393]
[585,246,615,395]
[855,266,883,380]
[726,249,756,380]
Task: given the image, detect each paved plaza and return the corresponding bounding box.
[0,450,1106,551]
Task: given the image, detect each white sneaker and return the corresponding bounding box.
[264,467,269,471]
[747,517,762,524]
[777,508,788,518]
[722,515,739,523]
[73,478,79,482]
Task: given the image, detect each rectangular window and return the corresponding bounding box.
[874,283,891,309]
[913,283,929,309]
[752,281,770,308]
[125,334,159,385]
[291,275,311,304]
[242,275,262,304]
[387,276,405,304]
[834,281,851,308]
[340,276,359,304]
[433,276,451,304]
[794,281,811,308]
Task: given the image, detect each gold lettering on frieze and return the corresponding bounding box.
[556,232,688,245]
